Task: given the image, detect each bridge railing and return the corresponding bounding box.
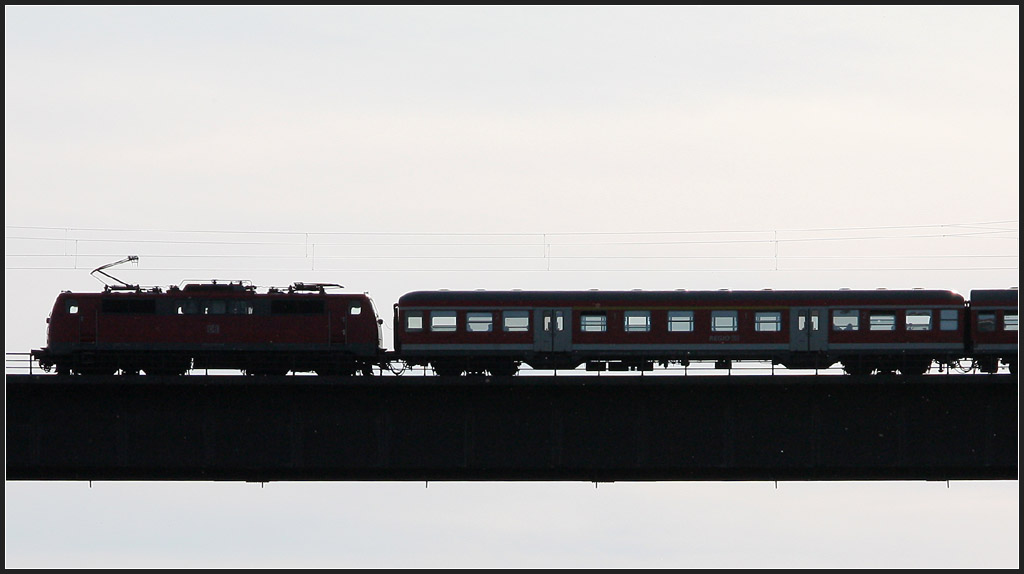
[5,352,43,375]
[6,352,991,377]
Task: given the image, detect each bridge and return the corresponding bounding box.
[5,371,1017,482]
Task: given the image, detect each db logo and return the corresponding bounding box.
[206,324,220,334]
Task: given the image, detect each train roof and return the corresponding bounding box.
[397,289,966,307]
[57,282,367,298]
[969,289,1019,307]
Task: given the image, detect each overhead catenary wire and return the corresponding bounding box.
[4,221,1019,274]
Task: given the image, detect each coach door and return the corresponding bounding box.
[534,308,572,353]
[790,307,828,352]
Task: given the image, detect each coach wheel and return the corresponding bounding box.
[842,362,874,377]
[488,361,518,377]
[975,357,999,374]
[432,362,464,377]
[899,359,932,376]
[315,364,355,377]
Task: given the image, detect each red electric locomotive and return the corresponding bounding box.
[394,289,975,376]
[33,281,382,376]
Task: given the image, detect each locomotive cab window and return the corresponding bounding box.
[467,312,493,332]
[624,311,651,332]
[430,310,457,332]
[502,310,529,332]
[405,311,424,332]
[229,301,253,315]
[350,303,362,315]
[754,311,782,332]
[65,300,79,314]
[711,310,738,332]
[832,310,859,331]
[905,310,932,331]
[668,311,694,332]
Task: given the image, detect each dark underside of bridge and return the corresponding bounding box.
[5,373,1018,482]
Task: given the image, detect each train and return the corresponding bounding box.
[31,280,1018,377]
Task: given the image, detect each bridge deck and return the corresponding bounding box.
[5,373,1017,481]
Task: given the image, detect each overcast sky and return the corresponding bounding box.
[5,6,1018,568]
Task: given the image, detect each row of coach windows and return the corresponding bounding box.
[407,310,531,333]
[407,309,1020,334]
[406,310,785,333]
[576,311,779,334]
[978,312,1018,332]
[831,309,962,331]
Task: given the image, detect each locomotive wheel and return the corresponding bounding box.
[76,366,116,376]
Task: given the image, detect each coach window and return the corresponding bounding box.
[832,310,859,331]
[624,311,651,332]
[350,303,362,315]
[940,309,958,331]
[668,311,694,332]
[869,312,896,331]
[755,311,782,332]
[580,313,607,332]
[905,310,932,331]
[1003,312,1018,331]
[430,310,457,332]
[503,310,530,332]
[406,311,424,332]
[467,312,493,332]
[977,313,996,332]
[711,310,738,332]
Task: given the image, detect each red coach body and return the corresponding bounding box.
[967,289,1019,373]
[395,289,969,376]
